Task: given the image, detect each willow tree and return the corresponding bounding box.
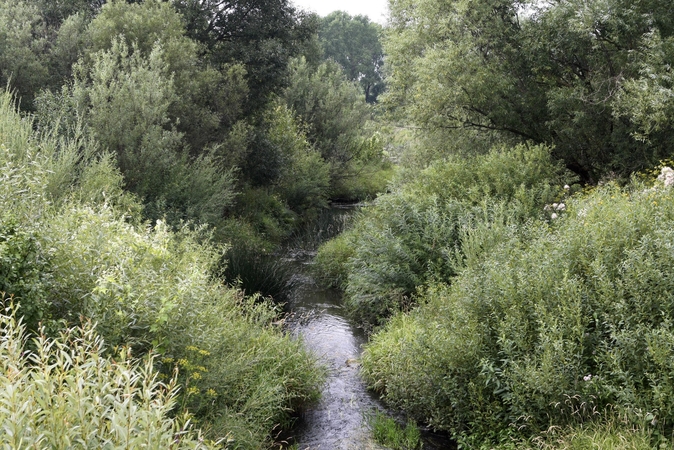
[319,11,385,103]
[385,0,674,181]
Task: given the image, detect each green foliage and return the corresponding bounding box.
[614,31,674,147]
[67,35,237,228]
[313,231,356,289]
[0,301,214,449]
[319,11,385,103]
[85,0,250,154]
[29,0,100,28]
[40,204,321,445]
[0,0,49,108]
[361,175,674,446]
[334,143,572,327]
[524,420,663,450]
[0,92,323,448]
[172,0,318,114]
[46,12,91,86]
[221,245,294,302]
[284,57,374,170]
[384,0,674,181]
[368,411,422,450]
[0,221,51,332]
[74,38,183,194]
[230,187,297,246]
[327,125,393,202]
[265,103,330,219]
[86,0,190,59]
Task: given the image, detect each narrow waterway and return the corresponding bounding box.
[281,208,453,450]
[284,252,386,449]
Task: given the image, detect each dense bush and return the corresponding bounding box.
[315,143,573,327]
[361,176,674,446]
[0,219,51,331]
[283,56,390,201]
[0,302,213,449]
[0,93,323,448]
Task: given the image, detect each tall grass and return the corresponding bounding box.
[0,300,213,449]
[368,410,422,450]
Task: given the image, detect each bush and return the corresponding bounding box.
[331,143,573,327]
[0,218,51,331]
[0,91,323,448]
[0,301,213,449]
[369,410,422,450]
[40,204,322,446]
[361,178,674,446]
[265,103,331,220]
[313,230,356,289]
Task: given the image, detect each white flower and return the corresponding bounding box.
[583,374,592,381]
[556,203,566,211]
[551,213,558,219]
[544,204,551,211]
[564,184,570,190]
[552,203,558,209]
[657,167,674,187]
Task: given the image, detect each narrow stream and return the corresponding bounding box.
[284,253,387,449]
[281,207,454,450]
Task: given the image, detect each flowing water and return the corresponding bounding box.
[282,207,454,450]
[284,254,387,449]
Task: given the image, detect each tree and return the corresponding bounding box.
[319,11,385,103]
[85,0,249,156]
[27,0,102,28]
[172,0,317,113]
[283,57,374,181]
[67,35,236,227]
[384,0,674,181]
[0,0,49,109]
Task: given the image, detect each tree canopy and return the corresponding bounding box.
[384,0,674,181]
[318,11,385,103]
[173,0,317,112]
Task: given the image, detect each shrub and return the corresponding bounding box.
[265,103,331,220]
[0,218,51,331]
[40,205,322,446]
[369,410,422,450]
[0,301,213,449]
[336,143,573,327]
[0,91,324,448]
[361,178,674,446]
[313,230,356,289]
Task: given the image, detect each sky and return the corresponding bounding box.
[291,0,389,24]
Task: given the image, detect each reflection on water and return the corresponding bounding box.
[285,265,386,450]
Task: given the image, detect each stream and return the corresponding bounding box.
[284,253,386,449]
[280,207,454,449]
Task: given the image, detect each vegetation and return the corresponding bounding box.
[0,94,322,448]
[318,11,385,103]
[6,0,674,447]
[368,410,422,450]
[0,302,214,449]
[383,0,674,181]
[355,173,674,447]
[314,143,575,328]
[312,0,674,447]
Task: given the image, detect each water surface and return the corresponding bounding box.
[285,259,386,449]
